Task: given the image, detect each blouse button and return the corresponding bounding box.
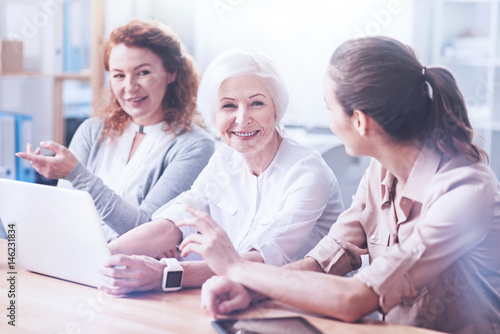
[370,235,376,241]
[412,248,419,255]
[402,199,407,205]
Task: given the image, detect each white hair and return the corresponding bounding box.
[197,48,289,133]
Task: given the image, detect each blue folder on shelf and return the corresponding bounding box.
[0,111,35,182]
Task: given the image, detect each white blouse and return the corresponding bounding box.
[92,121,174,206]
[153,137,344,266]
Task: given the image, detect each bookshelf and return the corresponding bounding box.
[432,0,500,178]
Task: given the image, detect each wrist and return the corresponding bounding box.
[225,258,248,284]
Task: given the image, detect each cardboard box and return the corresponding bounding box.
[0,40,24,73]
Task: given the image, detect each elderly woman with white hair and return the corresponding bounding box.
[99,48,344,294]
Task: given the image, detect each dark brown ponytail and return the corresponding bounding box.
[328,36,487,162]
[423,66,486,162]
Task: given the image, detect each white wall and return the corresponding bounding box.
[191,0,415,128]
[102,0,416,129]
[1,0,420,146]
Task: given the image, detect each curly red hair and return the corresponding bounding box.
[95,19,202,138]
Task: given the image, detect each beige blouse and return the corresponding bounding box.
[307,143,500,333]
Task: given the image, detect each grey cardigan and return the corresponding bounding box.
[61,117,215,236]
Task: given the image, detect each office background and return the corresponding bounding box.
[0,0,499,193]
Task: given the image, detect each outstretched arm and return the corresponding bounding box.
[109,218,182,258]
[100,250,264,295]
[179,206,379,321]
[200,256,323,316]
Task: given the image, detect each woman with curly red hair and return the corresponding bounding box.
[17,19,214,242]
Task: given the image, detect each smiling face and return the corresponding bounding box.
[109,44,176,125]
[216,74,278,156]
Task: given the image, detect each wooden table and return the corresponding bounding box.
[0,239,442,333]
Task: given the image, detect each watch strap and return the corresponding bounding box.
[160,258,182,270]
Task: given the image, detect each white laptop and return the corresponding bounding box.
[0,178,111,287]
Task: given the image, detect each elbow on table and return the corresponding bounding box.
[326,298,375,323]
[335,307,366,323]
[323,279,379,323]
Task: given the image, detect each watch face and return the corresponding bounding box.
[165,270,183,288]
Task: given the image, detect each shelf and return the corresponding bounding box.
[0,72,91,145]
[0,72,90,81]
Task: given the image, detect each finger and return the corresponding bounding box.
[217,293,247,314]
[15,152,34,160]
[27,143,33,154]
[201,281,221,317]
[40,140,66,154]
[100,273,141,290]
[186,206,215,226]
[165,248,178,259]
[15,153,50,168]
[177,213,214,235]
[176,216,195,228]
[99,284,130,296]
[163,250,174,258]
[102,254,132,267]
[180,242,204,258]
[179,233,204,252]
[100,266,128,279]
[34,147,41,155]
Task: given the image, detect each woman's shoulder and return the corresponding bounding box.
[174,124,215,144]
[80,116,104,127]
[273,137,334,177]
[166,124,215,159]
[71,116,105,143]
[436,153,498,190]
[76,116,105,134]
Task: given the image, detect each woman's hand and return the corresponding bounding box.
[99,254,165,295]
[178,206,243,276]
[157,247,179,260]
[15,141,78,179]
[201,276,252,317]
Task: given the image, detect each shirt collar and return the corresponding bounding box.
[401,143,443,203]
[233,136,286,178]
[130,121,166,134]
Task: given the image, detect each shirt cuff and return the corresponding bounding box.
[354,243,426,313]
[251,243,286,266]
[305,235,353,275]
[64,161,87,184]
[152,201,198,242]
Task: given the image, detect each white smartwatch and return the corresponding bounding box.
[160,258,183,292]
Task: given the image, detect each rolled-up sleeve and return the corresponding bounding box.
[306,169,370,275]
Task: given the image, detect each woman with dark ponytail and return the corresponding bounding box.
[178,36,500,333]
